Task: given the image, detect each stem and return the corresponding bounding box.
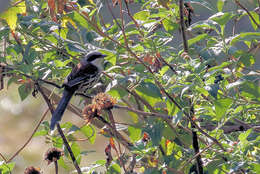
[235,0,260,29]
[54,161,58,174]
[7,108,49,163]
[179,0,189,52]
[36,83,82,174]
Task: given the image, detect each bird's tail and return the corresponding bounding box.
[50,89,75,130]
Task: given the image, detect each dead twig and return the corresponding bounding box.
[6,108,49,163]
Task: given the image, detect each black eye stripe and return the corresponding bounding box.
[87,54,101,62]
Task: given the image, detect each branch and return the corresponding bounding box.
[35,83,82,174]
[6,108,49,163]
[190,106,203,174]
[124,0,143,35]
[235,0,260,29]
[54,161,58,174]
[96,115,133,149]
[179,0,189,52]
[107,109,127,173]
[114,105,172,119]
[179,142,215,170]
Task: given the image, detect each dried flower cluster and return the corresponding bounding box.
[44,147,64,165]
[82,93,117,123]
[24,166,41,174]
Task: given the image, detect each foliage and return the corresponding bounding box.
[0,0,260,173]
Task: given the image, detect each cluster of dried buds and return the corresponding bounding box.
[82,93,117,123]
[44,147,64,165]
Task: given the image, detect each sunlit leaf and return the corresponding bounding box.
[240,81,260,101]
[231,32,260,45]
[209,12,234,26]
[188,33,208,46]
[214,98,233,120]
[0,1,26,30]
[128,126,142,142]
[217,0,226,12]
[80,125,96,144]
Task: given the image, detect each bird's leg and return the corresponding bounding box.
[38,78,63,89]
[74,92,93,99]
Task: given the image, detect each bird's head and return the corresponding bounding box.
[82,51,107,71]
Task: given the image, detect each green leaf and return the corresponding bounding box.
[217,0,226,12]
[188,33,208,47]
[226,79,245,90]
[33,129,48,137]
[252,163,260,173]
[52,137,63,148]
[214,98,233,120]
[0,1,26,30]
[18,84,31,101]
[71,142,81,164]
[23,41,33,64]
[67,11,89,29]
[240,81,260,101]
[162,18,178,33]
[210,12,233,26]
[99,49,116,66]
[166,99,179,116]
[58,157,70,170]
[238,129,252,144]
[236,51,255,67]
[231,32,260,45]
[95,159,106,165]
[189,20,218,32]
[80,125,96,144]
[0,162,15,174]
[205,84,219,99]
[135,81,162,106]
[249,11,260,31]
[133,10,150,21]
[128,126,142,142]
[108,163,121,174]
[144,122,164,146]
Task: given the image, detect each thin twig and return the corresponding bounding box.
[114,105,172,119]
[107,109,127,173]
[106,1,123,31]
[235,0,260,29]
[0,152,7,162]
[190,108,203,174]
[179,142,215,170]
[124,0,143,35]
[0,63,62,89]
[11,0,25,7]
[36,83,82,174]
[156,80,226,151]
[179,0,189,52]
[54,161,58,174]
[96,115,133,149]
[6,108,49,163]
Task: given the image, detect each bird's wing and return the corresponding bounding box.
[63,63,99,89]
[64,74,95,88]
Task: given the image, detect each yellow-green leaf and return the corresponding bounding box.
[0,1,26,30]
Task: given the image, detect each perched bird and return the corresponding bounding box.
[50,51,106,130]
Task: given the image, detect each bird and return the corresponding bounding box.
[50,51,107,130]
